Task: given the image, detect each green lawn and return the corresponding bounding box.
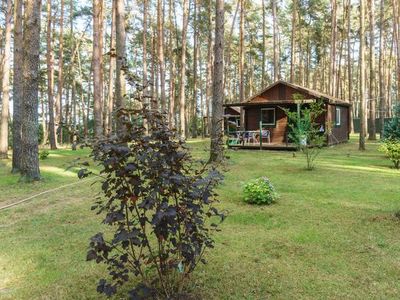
[1,137,400,299]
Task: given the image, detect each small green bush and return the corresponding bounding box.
[39,150,50,160]
[243,177,277,205]
[379,141,400,169]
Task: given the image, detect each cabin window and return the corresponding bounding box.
[335,107,341,126]
[261,108,276,126]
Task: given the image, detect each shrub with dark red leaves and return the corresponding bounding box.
[80,106,224,299]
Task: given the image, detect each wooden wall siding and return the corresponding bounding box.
[256,83,310,102]
[245,106,290,143]
[327,104,349,144]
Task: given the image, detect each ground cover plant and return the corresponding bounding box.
[1,136,400,299]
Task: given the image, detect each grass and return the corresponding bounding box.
[1,136,400,299]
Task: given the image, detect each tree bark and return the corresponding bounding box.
[12,0,23,171]
[272,0,279,81]
[368,0,377,140]
[290,0,297,83]
[359,0,366,150]
[179,0,189,138]
[205,0,213,136]
[21,0,42,181]
[330,0,337,96]
[0,0,12,159]
[104,0,116,135]
[115,0,126,138]
[46,0,57,149]
[192,0,199,138]
[209,0,224,163]
[56,0,64,144]
[379,0,385,138]
[93,0,104,138]
[157,0,166,112]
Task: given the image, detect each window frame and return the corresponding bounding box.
[260,107,276,127]
[335,107,341,127]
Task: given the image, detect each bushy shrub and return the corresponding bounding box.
[39,150,49,160]
[379,140,400,169]
[79,106,225,299]
[383,104,400,140]
[243,177,277,205]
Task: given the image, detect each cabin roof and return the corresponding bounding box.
[225,80,351,107]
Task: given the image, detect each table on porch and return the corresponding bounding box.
[227,130,271,146]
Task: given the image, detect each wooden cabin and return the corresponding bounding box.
[224,80,351,150]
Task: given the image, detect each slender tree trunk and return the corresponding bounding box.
[157,0,166,112]
[192,0,199,138]
[143,0,148,91]
[347,0,354,133]
[290,0,297,83]
[239,0,245,130]
[261,0,266,86]
[105,0,116,136]
[210,0,224,163]
[379,0,385,138]
[0,0,12,159]
[368,0,377,140]
[272,0,279,81]
[46,0,57,149]
[56,0,64,144]
[330,0,337,96]
[12,0,23,171]
[179,0,189,138]
[205,0,213,136]
[21,0,42,181]
[92,0,104,138]
[359,0,366,150]
[168,0,176,127]
[115,0,126,138]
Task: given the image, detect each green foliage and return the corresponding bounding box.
[282,101,326,170]
[383,105,400,140]
[39,150,50,160]
[379,140,400,169]
[243,177,277,205]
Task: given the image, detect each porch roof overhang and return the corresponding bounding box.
[223,98,351,107]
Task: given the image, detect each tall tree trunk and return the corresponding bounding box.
[209,0,224,163]
[272,0,279,81]
[330,0,337,96]
[115,0,126,138]
[47,0,57,149]
[192,0,199,138]
[168,0,176,127]
[347,0,354,133]
[56,0,64,144]
[261,0,266,86]
[239,0,245,102]
[379,0,385,138]
[239,0,245,130]
[143,0,148,91]
[290,0,297,83]
[157,0,166,112]
[205,0,213,136]
[93,0,104,138]
[368,0,377,140]
[179,0,189,138]
[12,0,23,171]
[21,0,42,181]
[359,0,366,150]
[0,0,12,159]
[105,0,116,135]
